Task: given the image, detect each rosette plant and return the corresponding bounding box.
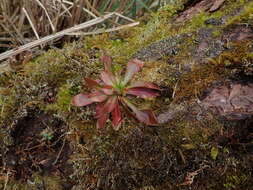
[72,55,160,130]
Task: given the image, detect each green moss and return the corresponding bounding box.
[178,0,250,34]
[1,0,253,189]
[160,113,223,150]
[212,29,222,37]
[248,52,253,59]
[174,63,226,102]
[46,84,73,113]
[0,0,250,129]
[0,88,16,126]
[79,0,251,83]
[226,1,253,26]
[82,0,188,64]
[71,0,251,94]
[137,61,174,85]
[223,168,251,189]
[174,39,253,102]
[0,41,105,126]
[185,12,210,31]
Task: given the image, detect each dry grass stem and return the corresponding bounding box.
[0,0,160,63]
[22,7,40,41]
[0,12,139,62]
[34,0,55,32]
[63,0,98,18]
[66,21,139,36]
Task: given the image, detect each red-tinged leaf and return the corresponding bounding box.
[88,91,108,102]
[129,81,161,90]
[84,78,100,88]
[100,71,115,86]
[122,99,158,125]
[112,100,122,130]
[72,93,93,107]
[96,113,109,129]
[141,110,158,125]
[126,87,160,98]
[95,96,117,118]
[123,59,144,85]
[95,103,103,118]
[100,55,112,72]
[100,86,114,95]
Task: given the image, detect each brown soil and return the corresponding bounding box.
[3,111,74,188]
[217,118,253,154]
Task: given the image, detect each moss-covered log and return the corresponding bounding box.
[0,0,253,189]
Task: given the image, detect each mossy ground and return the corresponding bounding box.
[0,0,253,189]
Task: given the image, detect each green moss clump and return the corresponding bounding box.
[174,63,227,102]
[212,29,222,37]
[0,42,104,126]
[0,88,16,126]
[46,84,73,113]
[224,173,248,189]
[226,1,253,26]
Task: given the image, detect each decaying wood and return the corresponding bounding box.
[176,0,226,22]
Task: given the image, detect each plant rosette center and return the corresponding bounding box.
[72,55,161,130]
[114,82,125,95]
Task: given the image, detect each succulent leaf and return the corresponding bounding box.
[84,78,100,88]
[96,113,109,129]
[95,96,117,118]
[72,56,159,130]
[112,99,122,129]
[122,99,158,125]
[140,110,158,125]
[100,71,115,86]
[123,59,144,85]
[72,94,93,107]
[100,55,113,73]
[126,87,160,98]
[129,81,161,90]
[88,91,108,102]
[100,86,114,95]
